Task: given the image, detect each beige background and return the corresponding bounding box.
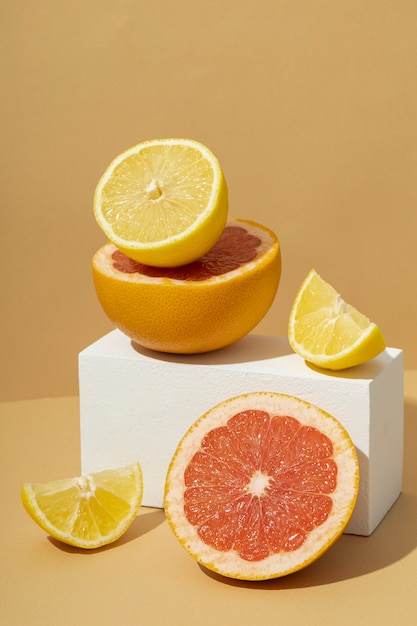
[2,0,417,401]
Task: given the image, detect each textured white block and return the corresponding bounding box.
[79,329,403,535]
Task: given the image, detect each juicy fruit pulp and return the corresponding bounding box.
[164,392,359,580]
[111,222,264,280]
[92,219,281,354]
[288,269,386,370]
[184,412,335,561]
[93,138,228,267]
[21,463,143,549]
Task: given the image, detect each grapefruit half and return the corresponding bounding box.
[92,219,281,354]
[164,392,359,580]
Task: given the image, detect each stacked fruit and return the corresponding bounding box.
[22,139,386,580]
[91,137,384,367]
[91,138,282,354]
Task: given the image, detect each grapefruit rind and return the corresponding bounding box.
[164,392,359,581]
[92,219,281,354]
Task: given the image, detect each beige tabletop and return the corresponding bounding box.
[1,371,417,626]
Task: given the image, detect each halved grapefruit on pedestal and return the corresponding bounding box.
[92,219,281,354]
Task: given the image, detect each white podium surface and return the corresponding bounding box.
[79,330,403,536]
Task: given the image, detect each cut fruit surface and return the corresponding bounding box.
[288,269,386,370]
[164,392,359,580]
[21,463,143,549]
[92,218,281,354]
[94,138,228,267]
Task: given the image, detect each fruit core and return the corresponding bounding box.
[334,294,349,316]
[146,180,164,200]
[76,475,95,498]
[111,225,261,281]
[246,470,272,497]
[183,409,337,562]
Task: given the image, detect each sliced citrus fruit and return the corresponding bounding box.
[94,138,228,267]
[164,392,359,580]
[288,269,386,370]
[21,462,143,549]
[92,218,281,354]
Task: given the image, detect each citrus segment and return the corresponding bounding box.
[21,463,143,549]
[164,392,359,580]
[94,138,228,267]
[92,219,281,354]
[288,269,386,369]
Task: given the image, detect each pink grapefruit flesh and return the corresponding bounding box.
[164,392,359,580]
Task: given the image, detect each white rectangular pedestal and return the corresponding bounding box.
[79,330,403,536]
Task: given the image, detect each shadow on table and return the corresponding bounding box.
[201,399,417,589]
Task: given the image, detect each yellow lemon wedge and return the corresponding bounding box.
[94,138,228,267]
[21,463,143,549]
[288,269,386,370]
